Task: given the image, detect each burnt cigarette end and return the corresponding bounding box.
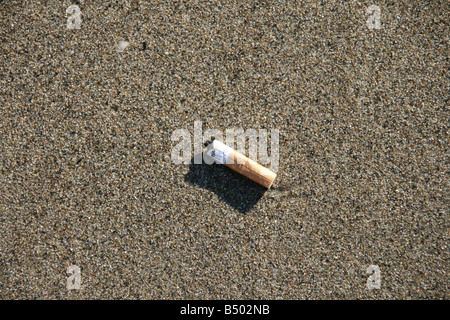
[204,140,213,147]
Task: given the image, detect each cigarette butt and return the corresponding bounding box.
[203,139,277,188]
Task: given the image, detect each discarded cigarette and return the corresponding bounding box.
[203,138,277,189]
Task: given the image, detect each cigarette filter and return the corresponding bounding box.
[203,139,277,189]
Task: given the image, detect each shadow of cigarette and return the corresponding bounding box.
[184,154,267,214]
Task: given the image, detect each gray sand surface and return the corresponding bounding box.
[0,0,448,299]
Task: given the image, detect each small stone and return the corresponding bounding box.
[116,41,130,52]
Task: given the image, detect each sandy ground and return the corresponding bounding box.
[0,0,448,299]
